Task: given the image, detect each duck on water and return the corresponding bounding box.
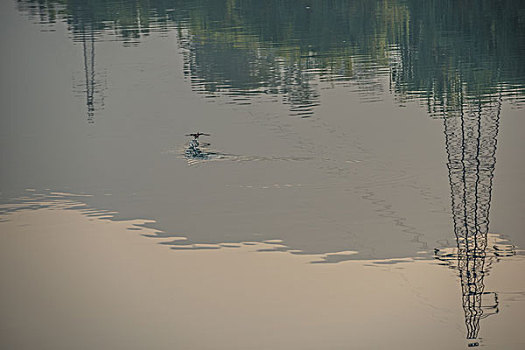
[185,132,211,159]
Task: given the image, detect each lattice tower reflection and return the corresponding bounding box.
[435,91,515,346]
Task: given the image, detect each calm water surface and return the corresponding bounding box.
[1,0,525,348]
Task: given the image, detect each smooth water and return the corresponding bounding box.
[1,0,525,348]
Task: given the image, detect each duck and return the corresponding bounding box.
[185,132,210,139]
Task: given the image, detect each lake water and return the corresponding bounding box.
[1,0,525,349]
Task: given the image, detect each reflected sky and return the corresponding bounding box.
[2,200,524,349]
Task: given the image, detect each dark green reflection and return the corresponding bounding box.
[18,0,525,117]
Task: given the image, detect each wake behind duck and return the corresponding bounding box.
[183,132,227,164]
[181,132,313,166]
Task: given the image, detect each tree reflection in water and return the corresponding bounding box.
[16,0,525,118]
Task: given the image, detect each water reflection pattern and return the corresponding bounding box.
[184,138,223,165]
[434,94,516,345]
[80,24,96,123]
[17,0,525,119]
[13,0,525,344]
